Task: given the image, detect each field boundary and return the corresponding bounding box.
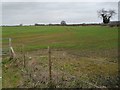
[1,38,16,58]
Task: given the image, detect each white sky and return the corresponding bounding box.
[1,0,120,2]
[1,1,119,25]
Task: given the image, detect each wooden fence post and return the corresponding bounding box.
[22,44,26,68]
[9,38,16,59]
[9,38,12,56]
[48,46,52,85]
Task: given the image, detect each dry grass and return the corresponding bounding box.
[2,48,118,88]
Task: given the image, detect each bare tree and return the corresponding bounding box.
[61,21,66,25]
[98,8,116,24]
[20,24,23,26]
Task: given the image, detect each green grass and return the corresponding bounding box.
[2,26,118,88]
[2,26,118,51]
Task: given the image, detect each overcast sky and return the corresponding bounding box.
[2,2,118,25]
[1,0,120,2]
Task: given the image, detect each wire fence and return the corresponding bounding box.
[2,39,119,88]
[0,38,11,56]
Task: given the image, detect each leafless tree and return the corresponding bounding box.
[61,21,66,25]
[98,8,116,24]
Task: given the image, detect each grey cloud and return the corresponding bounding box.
[2,2,118,25]
[1,0,119,2]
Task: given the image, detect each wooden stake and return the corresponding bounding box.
[9,38,16,60]
[10,47,16,58]
[48,46,52,84]
[22,45,25,68]
[9,38,12,56]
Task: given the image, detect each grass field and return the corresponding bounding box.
[2,26,119,88]
[2,26,118,51]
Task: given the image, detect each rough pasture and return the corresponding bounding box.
[2,26,118,88]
